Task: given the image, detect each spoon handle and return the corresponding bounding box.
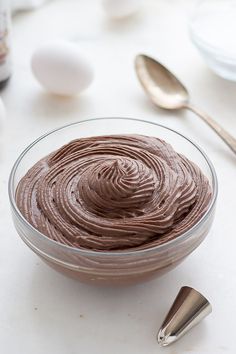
[186,104,236,155]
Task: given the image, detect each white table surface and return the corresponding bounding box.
[1,1,236,353]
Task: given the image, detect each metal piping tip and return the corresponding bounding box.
[157,286,212,347]
[157,329,175,347]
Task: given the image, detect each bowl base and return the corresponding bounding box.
[41,257,185,286]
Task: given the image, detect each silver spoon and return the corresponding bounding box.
[135,54,236,155]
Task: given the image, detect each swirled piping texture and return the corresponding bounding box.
[16,135,212,251]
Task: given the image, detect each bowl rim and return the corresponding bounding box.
[188,2,236,62]
[189,26,236,62]
[8,117,218,257]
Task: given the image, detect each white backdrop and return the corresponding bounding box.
[1,1,236,353]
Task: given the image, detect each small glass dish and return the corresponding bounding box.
[189,0,236,81]
[8,118,218,286]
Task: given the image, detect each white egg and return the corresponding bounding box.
[102,0,144,18]
[0,96,6,133]
[31,42,94,96]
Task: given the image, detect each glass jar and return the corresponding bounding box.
[0,0,11,89]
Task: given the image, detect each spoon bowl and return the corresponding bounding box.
[135,54,189,109]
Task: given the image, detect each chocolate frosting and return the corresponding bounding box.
[16,135,212,251]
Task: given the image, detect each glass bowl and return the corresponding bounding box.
[189,0,236,81]
[8,118,218,286]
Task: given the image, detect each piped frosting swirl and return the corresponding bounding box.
[16,134,212,251]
